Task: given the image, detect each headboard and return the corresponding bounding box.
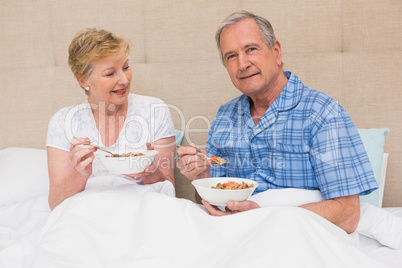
[1,1,401,206]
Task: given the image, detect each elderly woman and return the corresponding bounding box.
[46,28,176,210]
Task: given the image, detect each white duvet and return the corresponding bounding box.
[0,175,390,267]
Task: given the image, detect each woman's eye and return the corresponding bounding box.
[123,66,130,71]
[105,72,114,77]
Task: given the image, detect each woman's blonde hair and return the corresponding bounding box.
[68,28,130,83]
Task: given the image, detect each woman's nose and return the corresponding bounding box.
[117,71,130,85]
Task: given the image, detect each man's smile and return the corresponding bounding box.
[239,72,259,80]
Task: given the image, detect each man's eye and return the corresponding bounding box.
[226,55,235,60]
[246,47,257,53]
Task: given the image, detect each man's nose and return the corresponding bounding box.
[238,53,251,70]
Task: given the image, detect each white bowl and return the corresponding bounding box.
[97,150,158,174]
[192,177,258,206]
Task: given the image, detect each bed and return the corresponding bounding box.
[0,128,401,267]
[1,0,402,267]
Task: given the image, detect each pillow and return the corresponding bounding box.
[357,128,390,207]
[357,202,402,249]
[0,147,49,207]
[378,153,389,207]
[0,131,185,207]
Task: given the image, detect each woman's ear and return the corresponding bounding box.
[75,75,88,90]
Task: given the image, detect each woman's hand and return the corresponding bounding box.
[177,144,211,181]
[47,137,96,210]
[124,142,165,184]
[69,137,96,177]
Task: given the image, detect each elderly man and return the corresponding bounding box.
[177,11,377,234]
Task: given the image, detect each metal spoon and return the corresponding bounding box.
[177,145,227,165]
[91,145,122,157]
[72,137,121,157]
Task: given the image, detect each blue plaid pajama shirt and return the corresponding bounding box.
[207,71,378,199]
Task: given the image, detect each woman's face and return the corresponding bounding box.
[86,52,132,106]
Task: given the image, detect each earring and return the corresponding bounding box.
[85,87,90,91]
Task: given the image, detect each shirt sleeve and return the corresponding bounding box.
[45,107,71,152]
[150,99,175,142]
[309,103,378,199]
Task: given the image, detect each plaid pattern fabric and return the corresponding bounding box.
[207,71,378,199]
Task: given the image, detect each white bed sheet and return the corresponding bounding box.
[359,207,402,268]
[0,175,400,268]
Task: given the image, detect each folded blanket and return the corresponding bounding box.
[34,177,384,267]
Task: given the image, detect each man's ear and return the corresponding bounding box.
[273,40,283,66]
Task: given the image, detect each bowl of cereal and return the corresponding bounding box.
[192,177,258,206]
[97,150,158,174]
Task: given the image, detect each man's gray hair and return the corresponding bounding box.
[215,11,277,63]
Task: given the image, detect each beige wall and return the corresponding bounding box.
[0,0,401,206]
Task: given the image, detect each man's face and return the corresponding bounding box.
[220,18,283,98]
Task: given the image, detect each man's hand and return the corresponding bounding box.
[202,199,260,216]
[177,144,211,181]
